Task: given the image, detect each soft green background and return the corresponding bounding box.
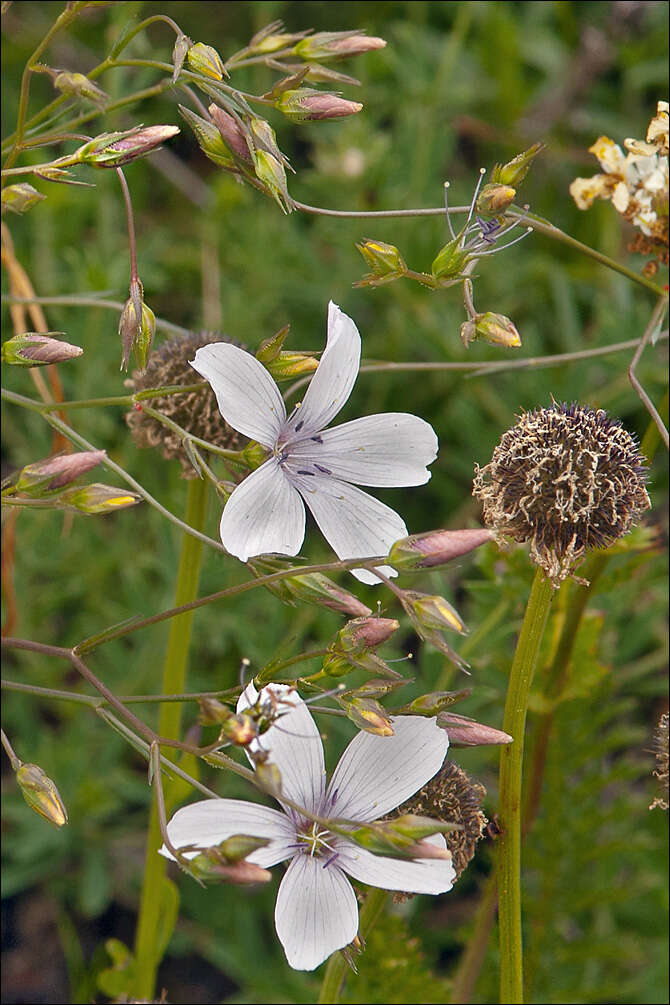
[2,2,668,1003]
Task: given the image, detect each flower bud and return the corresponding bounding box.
[172,32,192,82]
[476,182,516,216]
[186,42,228,80]
[342,696,394,736]
[220,713,257,746]
[256,324,290,363]
[340,677,409,700]
[389,527,492,570]
[77,125,180,168]
[197,697,233,725]
[431,236,470,281]
[239,441,270,471]
[294,32,386,62]
[249,559,371,617]
[53,70,108,103]
[396,689,472,716]
[218,834,271,862]
[264,352,318,381]
[402,592,466,635]
[1,182,46,214]
[491,142,545,187]
[248,23,307,55]
[275,88,362,122]
[249,118,288,163]
[14,450,106,495]
[461,312,521,349]
[58,483,142,514]
[16,763,68,827]
[1,332,82,365]
[188,847,271,884]
[253,149,293,213]
[437,712,513,747]
[254,758,283,797]
[178,105,234,168]
[119,283,155,371]
[387,813,460,841]
[346,820,452,861]
[208,104,252,161]
[355,239,407,285]
[336,617,399,655]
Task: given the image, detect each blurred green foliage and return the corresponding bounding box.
[2,2,668,1003]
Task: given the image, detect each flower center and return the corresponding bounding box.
[296,820,337,861]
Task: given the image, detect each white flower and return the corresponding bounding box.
[190,302,438,584]
[162,682,455,971]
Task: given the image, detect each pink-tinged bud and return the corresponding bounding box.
[342,696,394,736]
[77,125,180,168]
[14,450,106,495]
[188,847,271,884]
[337,616,399,654]
[16,763,68,827]
[295,32,387,62]
[58,483,142,514]
[179,105,234,168]
[276,88,363,122]
[389,528,492,570]
[186,42,228,80]
[396,689,471,716]
[53,71,108,103]
[491,142,545,188]
[1,332,82,366]
[476,182,516,217]
[249,559,371,618]
[208,103,252,161]
[346,820,452,861]
[1,183,46,215]
[461,312,521,349]
[437,711,513,747]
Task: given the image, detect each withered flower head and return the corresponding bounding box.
[472,402,651,585]
[392,761,487,890]
[126,332,246,476]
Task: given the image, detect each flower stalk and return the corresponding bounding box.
[317,887,388,1003]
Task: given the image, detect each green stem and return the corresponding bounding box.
[497,568,554,1004]
[133,476,208,999]
[318,888,388,1004]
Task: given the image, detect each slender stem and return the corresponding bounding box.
[318,888,388,1004]
[1,295,191,337]
[134,476,208,1000]
[628,295,669,448]
[2,677,240,705]
[295,200,467,219]
[1,727,21,769]
[116,168,138,284]
[498,569,554,1004]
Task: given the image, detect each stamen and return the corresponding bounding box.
[475,226,532,257]
[297,469,315,476]
[295,420,304,432]
[314,463,332,474]
[311,435,323,444]
[322,852,339,868]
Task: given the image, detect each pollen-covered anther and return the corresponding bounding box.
[472,402,651,585]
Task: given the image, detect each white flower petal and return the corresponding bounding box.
[288,413,438,487]
[238,683,327,813]
[160,798,296,867]
[289,473,407,584]
[335,833,456,894]
[191,342,286,446]
[326,716,449,821]
[221,459,305,561]
[275,853,359,971]
[283,302,360,437]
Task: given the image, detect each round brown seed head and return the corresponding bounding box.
[126,332,246,476]
[472,402,651,585]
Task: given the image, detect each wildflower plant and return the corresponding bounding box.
[1,5,668,1005]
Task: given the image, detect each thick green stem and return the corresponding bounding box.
[497,569,554,1004]
[318,888,388,1004]
[132,477,208,999]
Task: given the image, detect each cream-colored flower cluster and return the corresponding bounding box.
[570,101,668,265]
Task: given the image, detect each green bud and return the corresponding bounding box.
[197,697,233,725]
[355,238,407,285]
[248,23,308,55]
[476,182,516,217]
[387,813,460,841]
[16,762,68,827]
[396,689,471,716]
[178,105,234,168]
[186,42,228,80]
[265,352,318,381]
[249,118,286,163]
[1,332,82,365]
[220,713,257,746]
[346,820,452,861]
[188,849,271,884]
[1,182,46,214]
[77,125,180,168]
[249,559,371,618]
[256,324,290,363]
[341,696,393,735]
[431,236,470,281]
[336,617,399,655]
[491,142,545,187]
[53,70,108,103]
[119,283,155,371]
[402,591,466,635]
[253,149,293,213]
[254,758,283,797]
[239,441,270,471]
[460,312,521,349]
[58,483,142,514]
[294,32,387,62]
[217,834,270,862]
[340,677,409,700]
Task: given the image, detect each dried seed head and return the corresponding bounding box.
[126,332,246,476]
[392,761,487,891]
[472,402,651,585]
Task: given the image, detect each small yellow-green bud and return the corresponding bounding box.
[346,820,452,861]
[1,183,46,215]
[476,182,516,216]
[217,834,270,862]
[119,285,155,371]
[188,847,271,884]
[403,591,466,635]
[1,332,82,365]
[178,105,234,168]
[275,88,362,122]
[186,42,228,80]
[256,324,290,363]
[220,713,257,746]
[248,23,308,55]
[249,118,286,162]
[58,483,142,514]
[491,142,545,187]
[16,763,68,827]
[431,236,470,281]
[254,757,283,797]
[389,528,492,570]
[239,441,270,470]
[295,32,386,62]
[461,312,521,349]
[342,696,394,736]
[13,450,106,495]
[253,149,293,213]
[387,813,460,841]
[397,689,472,716]
[264,352,318,381]
[355,239,407,284]
[340,678,408,701]
[53,70,108,103]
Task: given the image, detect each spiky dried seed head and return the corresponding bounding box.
[472,402,651,585]
[126,332,245,476]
